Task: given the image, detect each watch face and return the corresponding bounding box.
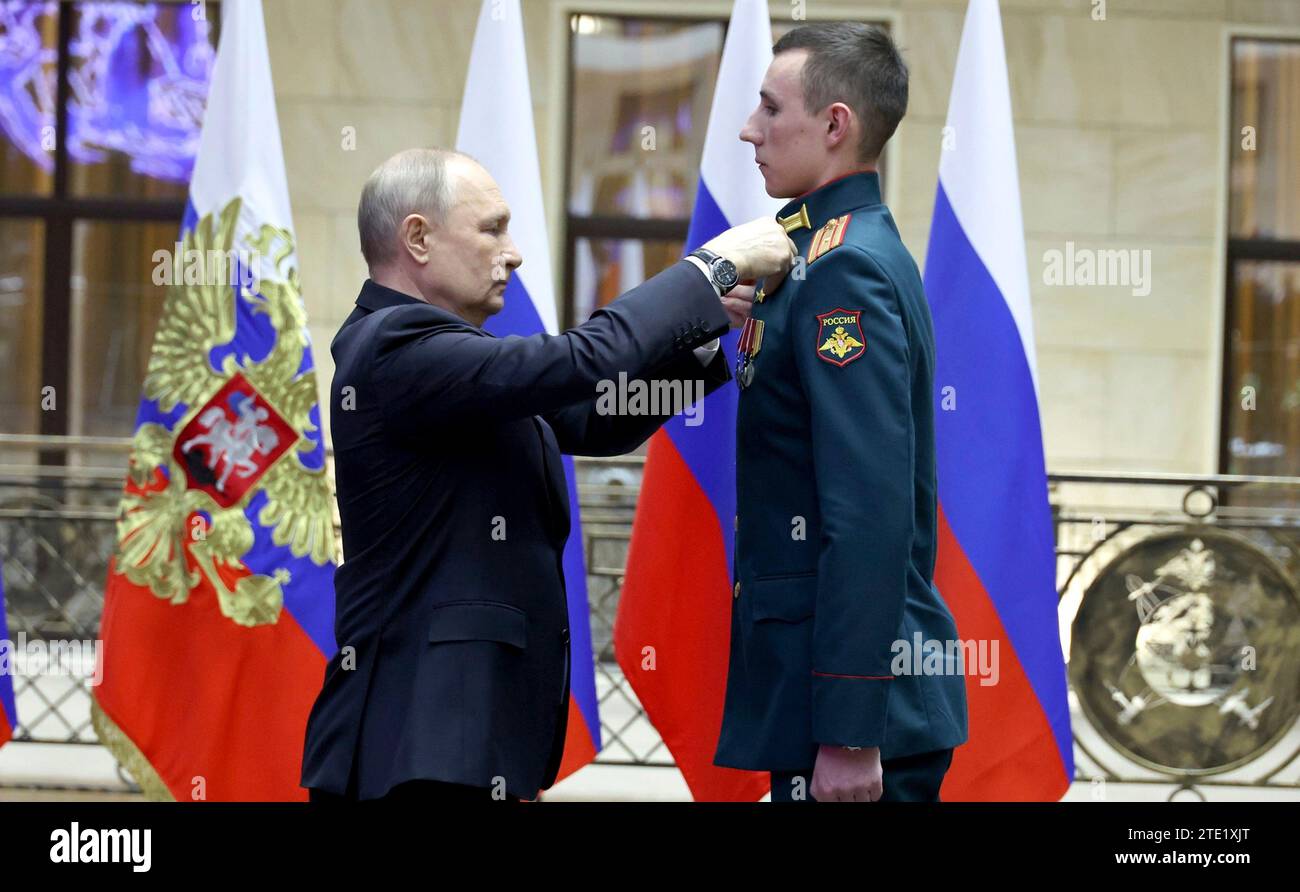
[715,259,739,288]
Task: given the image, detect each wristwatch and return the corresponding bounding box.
[689,248,740,296]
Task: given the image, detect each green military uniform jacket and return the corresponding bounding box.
[714,171,969,770]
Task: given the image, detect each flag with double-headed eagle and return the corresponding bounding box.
[91,0,336,801]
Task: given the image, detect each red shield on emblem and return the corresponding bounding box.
[172,373,296,508]
[814,308,867,367]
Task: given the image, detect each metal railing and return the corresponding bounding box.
[2,434,1299,797]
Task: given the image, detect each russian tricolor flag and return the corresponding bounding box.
[615,0,780,801]
[925,0,1073,800]
[456,0,600,780]
[0,566,15,747]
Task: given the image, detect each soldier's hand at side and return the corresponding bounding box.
[702,217,796,281]
[722,283,756,329]
[811,744,883,802]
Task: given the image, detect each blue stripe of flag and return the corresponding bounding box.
[0,566,17,731]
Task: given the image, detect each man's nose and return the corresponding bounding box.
[502,236,523,269]
[739,110,761,144]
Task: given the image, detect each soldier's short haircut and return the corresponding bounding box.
[773,22,908,162]
[357,147,474,268]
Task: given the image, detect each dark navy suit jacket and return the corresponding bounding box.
[301,261,729,799]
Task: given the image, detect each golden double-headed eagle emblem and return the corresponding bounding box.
[113,198,335,628]
[819,325,865,360]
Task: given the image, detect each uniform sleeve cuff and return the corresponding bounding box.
[811,672,893,747]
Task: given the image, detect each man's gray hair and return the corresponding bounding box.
[357,147,472,267]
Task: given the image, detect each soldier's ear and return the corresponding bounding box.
[825,102,854,150]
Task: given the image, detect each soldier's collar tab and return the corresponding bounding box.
[778,204,811,234]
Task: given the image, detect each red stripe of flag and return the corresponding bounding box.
[615,432,768,800]
[935,504,1071,801]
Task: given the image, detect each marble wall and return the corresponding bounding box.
[263,0,1300,473]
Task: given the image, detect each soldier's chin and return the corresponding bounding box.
[761,173,793,199]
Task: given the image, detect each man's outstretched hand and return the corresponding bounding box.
[811,744,883,802]
[702,216,796,281]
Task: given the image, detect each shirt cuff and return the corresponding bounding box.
[693,338,720,366]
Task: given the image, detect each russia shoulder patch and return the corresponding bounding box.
[815,308,867,367]
[807,214,852,264]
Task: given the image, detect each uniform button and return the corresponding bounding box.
[733,582,741,599]
[734,514,739,531]
[560,627,570,645]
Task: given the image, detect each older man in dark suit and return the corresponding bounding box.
[300,148,793,802]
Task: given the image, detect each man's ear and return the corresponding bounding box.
[825,102,855,151]
[399,213,432,265]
